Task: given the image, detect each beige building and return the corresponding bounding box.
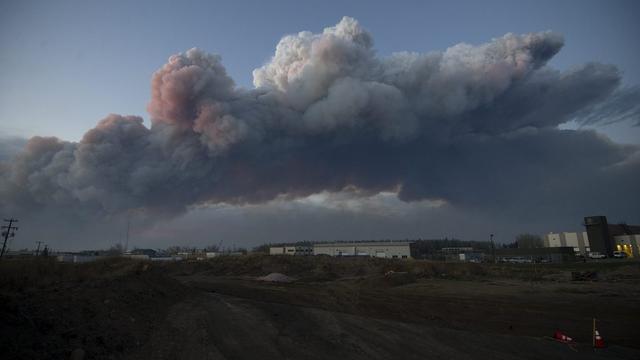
[613,234,640,257]
[313,242,412,259]
[545,231,640,258]
[544,232,590,256]
[269,245,313,256]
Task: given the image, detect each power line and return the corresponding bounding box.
[1,218,19,259]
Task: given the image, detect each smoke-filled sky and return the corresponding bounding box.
[1,1,639,251]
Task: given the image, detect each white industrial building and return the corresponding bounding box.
[313,242,412,259]
[544,232,590,256]
[269,245,313,256]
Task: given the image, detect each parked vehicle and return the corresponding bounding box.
[503,256,532,264]
[588,252,606,259]
[612,251,628,258]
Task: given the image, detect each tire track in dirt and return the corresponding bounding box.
[128,280,640,360]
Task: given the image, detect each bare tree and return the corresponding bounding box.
[106,243,124,256]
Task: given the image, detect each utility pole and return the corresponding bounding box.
[1,218,19,259]
[35,241,43,256]
[490,233,496,264]
[125,216,130,253]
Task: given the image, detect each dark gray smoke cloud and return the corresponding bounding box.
[1,17,639,248]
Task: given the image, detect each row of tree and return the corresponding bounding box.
[503,233,544,249]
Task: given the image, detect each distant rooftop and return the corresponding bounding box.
[314,241,413,247]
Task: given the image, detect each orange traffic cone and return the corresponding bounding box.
[553,330,573,343]
[594,330,605,348]
[593,318,606,348]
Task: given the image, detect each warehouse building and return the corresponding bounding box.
[313,242,412,259]
[269,245,313,256]
[543,216,640,258]
[613,234,640,258]
[584,216,640,257]
[544,232,590,256]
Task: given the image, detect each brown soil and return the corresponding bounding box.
[1,256,639,359]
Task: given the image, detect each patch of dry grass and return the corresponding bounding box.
[163,254,491,282]
[0,257,149,291]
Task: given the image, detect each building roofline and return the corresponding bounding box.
[313,241,413,247]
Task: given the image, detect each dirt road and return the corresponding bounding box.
[127,276,640,360]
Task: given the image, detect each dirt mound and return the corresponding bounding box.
[257,272,295,282]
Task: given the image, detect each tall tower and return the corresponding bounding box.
[584,216,612,256]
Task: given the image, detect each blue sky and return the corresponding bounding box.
[1,0,639,143]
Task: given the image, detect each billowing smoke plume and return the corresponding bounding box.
[1,17,639,246]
